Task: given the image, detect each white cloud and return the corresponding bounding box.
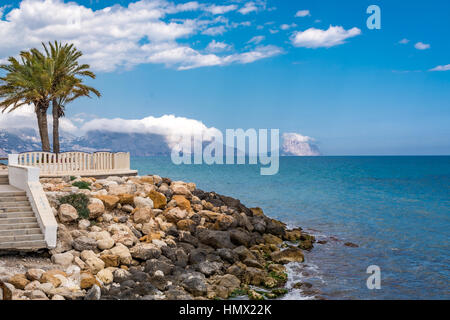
[399,38,409,44]
[295,10,310,17]
[206,40,231,52]
[238,2,259,15]
[280,23,297,30]
[0,0,274,72]
[429,64,450,72]
[247,35,265,45]
[291,25,361,48]
[202,25,227,36]
[204,4,238,15]
[282,133,320,156]
[0,103,78,133]
[414,42,430,50]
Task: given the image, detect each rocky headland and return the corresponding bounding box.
[0,174,317,300]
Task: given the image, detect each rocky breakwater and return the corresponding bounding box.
[0,175,316,300]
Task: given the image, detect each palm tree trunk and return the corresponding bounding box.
[36,103,51,152]
[52,99,60,154]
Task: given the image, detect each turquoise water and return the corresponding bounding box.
[132,156,450,300]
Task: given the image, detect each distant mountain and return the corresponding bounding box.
[0,129,320,157]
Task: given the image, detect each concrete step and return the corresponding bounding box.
[0,222,40,231]
[0,201,31,207]
[0,233,44,242]
[0,227,42,236]
[0,196,28,202]
[0,211,35,219]
[0,217,37,224]
[0,206,33,213]
[0,239,47,250]
[0,191,27,197]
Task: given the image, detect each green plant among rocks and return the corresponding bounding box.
[72,181,91,190]
[59,193,90,219]
[70,176,76,181]
[229,288,248,298]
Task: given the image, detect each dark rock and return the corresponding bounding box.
[265,219,286,237]
[293,282,313,289]
[121,280,137,288]
[181,276,207,296]
[317,240,327,244]
[174,248,189,268]
[217,248,238,263]
[229,228,251,246]
[196,261,223,276]
[144,258,175,276]
[131,271,149,283]
[298,239,314,251]
[197,229,234,249]
[148,275,168,291]
[161,245,177,261]
[344,242,359,248]
[251,216,266,233]
[165,287,193,300]
[179,231,199,246]
[189,248,208,265]
[84,284,101,300]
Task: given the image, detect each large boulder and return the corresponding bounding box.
[51,252,74,267]
[50,224,73,254]
[73,236,97,251]
[270,247,304,264]
[197,229,234,249]
[58,204,78,223]
[95,195,119,210]
[172,195,191,212]
[148,190,167,209]
[109,243,132,265]
[108,183,136,196]
[87,198,105,219]
[182,275,207,297]
[134,196,154,209]
[164,207,187,223]
[133,207,153,224]
[9,274,29,290]
[130,243,161,260]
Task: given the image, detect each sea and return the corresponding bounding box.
[132,156,449,300]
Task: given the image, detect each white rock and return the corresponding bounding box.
[51,252,74,267]
[78,219,91,230]
[134,196,154,209]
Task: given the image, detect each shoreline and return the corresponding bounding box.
[1,174,319,300]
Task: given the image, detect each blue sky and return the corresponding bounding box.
[0,0,449,155]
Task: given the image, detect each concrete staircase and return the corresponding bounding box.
[0,174,46,250]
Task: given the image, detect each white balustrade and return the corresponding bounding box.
[10,151,132,176]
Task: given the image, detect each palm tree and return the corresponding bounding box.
[0,51,53,151]
[41,41,100,153]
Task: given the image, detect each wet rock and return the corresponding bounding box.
[344,242,359,248]
[271,247,304,264]
[113,269,132,283]
[197,261,223,276]
[230,228,252,246]
[179,231,199,246]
